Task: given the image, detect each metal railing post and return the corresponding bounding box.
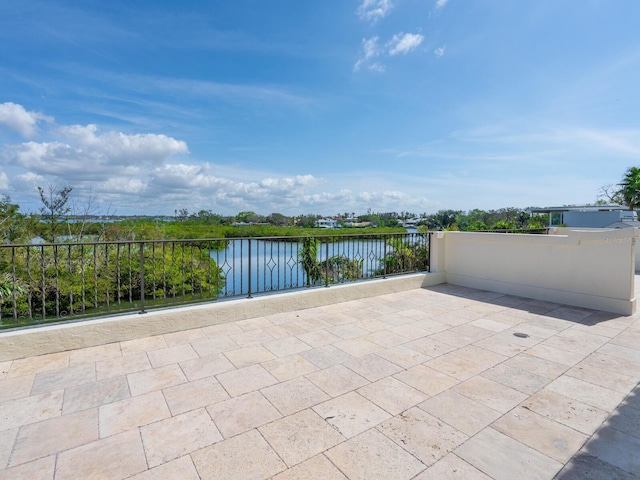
[247,239,253,298]
[383,235,387,279]
[324,240,330,287]
[139,242,146,314]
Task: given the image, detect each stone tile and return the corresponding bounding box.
[300,345,354,369]
[0,360,11,379]
[68,343,122,366]
[147,344,198,368]
[364,330,408,348]
[31,363,95,395]
[271,454,348,480]
[611,329,640,351]
[543,332,608,356]
[0,375,34,403]
[429,330,477,348]
[178,353,235,381]
[163,328,206,346]
[493,406,589,463]
[413,453,492,480]
[521,389,609,435]
[566,363,639,394]
[192,429,286,480]
[306,364,369,397]
[378,407,467,466]
[599,343,640,363]
[334,337,382,357]
[259,409,345,467]
[128,455,200,480]
[0,428,17,469]
[202,321,244,337]
[326,428,426,480]
[554,452,638,480]
[0,390,63,432]
[525,343,586,367]
[229,329,276,347]
[1,455,55,480]
[120,335,168,356]
[409,317,452,334]
[405,337,456,358]
[344,354,403,382]
[452,376,528,413]
[141,408,222,467]
[546,375,627,411]
[96,352,151,381]
[63,375,130,414]
[56,429,147,480]
[504,353,567,379]
[389,324,429,340]
[261,354,319,382]
[190,335,239,356]
[582,427,640,476]
[236,316,274,331]
[162,375,229,415]
[223,345,276,368]
[207,390,281,438]
[264,337,312,357]
[99,390,170,437]
[455,427,563,480]
[358,376,427,415]
[127,364,186,396]
[425,346,506,381]
[394,364,459,397]
[9,408,98,467]
[468,317,512,332]
[472,337,530,357]
[296,329,341,347]
[419,390,502,436]
[480,363,550,394]
[313,391,391,438]
[7,352,69,378]
[353,318,390,332]
[263,323,306,339]
[375,345,432,368]
[580,352,640,377]
[326,324,369,339]
[216,364,278,397]
[261,377,330,416]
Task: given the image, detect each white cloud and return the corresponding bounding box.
[0,171,9,190]
[0,102,52,138]
[387,33,425,56]
[434,45,446,57]
[10,124,188,183]
[357,0,393,23]
[354,36,382,72]
[435,0,450,10]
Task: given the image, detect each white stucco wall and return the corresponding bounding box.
[430,229,636,316]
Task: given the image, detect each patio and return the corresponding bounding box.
[1,283,639,479]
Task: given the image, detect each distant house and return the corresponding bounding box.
[530,205,640,228]
[315,218,339,229]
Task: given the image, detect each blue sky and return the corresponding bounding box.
[1,0,639,216]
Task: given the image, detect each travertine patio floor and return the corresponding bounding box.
[1,283,639,479]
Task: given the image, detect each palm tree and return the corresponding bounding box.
[618,167,640,211]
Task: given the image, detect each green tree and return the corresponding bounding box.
[38,185,72,243]
[617,167,640,210]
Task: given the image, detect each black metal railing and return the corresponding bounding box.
[0,232,430,329]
